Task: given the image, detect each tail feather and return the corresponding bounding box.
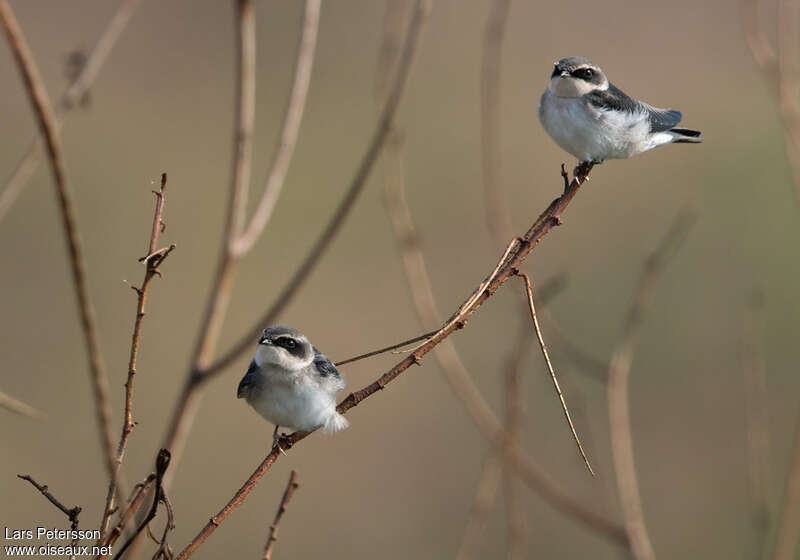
[322,412,349,432]
[670,127,702,144]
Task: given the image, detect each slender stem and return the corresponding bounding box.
[607,210,694,560]
[516,271,593,475]
[233,0,322,255]
[0,0,142,224]
[0,0,116,481]
[99,174,174,541]
[263,471,300,560]
[0,389,44,419]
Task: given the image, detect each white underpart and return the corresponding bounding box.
[539,88,675,162]
[246,363,348,432]
[248,346,348,432]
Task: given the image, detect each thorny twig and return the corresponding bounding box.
[173,163,632,560]
[0,0,142,224]
[0,0,117,485]
[99,173,175,541]
[263,471,300,560]
[607,209,695,560]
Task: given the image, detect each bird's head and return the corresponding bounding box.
[256,325,314,371]
[548,56,608,97]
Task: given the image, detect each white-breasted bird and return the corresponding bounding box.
[539,56,701,164]
[237,326,349,449]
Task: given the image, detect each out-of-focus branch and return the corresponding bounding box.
[0,0,142,224]
[481,0,513,247]
[233,0,321,255]
[516,271,593,475]
[607,210,694,560]
[744,0,800,205]
[0,0,116,480]
[98,173,175,541]
[774,417,800,560]
[263,471,300,560]
[173,163,632,559]
[161,0,430,480]
[742,290,771,559]
[455,453,503,560]
[114,449,171,559]
[158,0,257,486]
[0,389,44,419]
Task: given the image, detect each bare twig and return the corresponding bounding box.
[173,164,632,559]
[335,329,438,366]
[115,449,171,559]
[161,0,430,481]
[0,389,44,419]
[0,0,116,480]
[0,0,142,224]
[481,0,513,247]
[100,475,156,553]
[18,474,82,524]
[99,173,174,541]
[742,290,771,559]
[263,471,300,560]
[516,271,593,475]
[744,0,800,205]
[232,0,322,255]
[607,210,694,560]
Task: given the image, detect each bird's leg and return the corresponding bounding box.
[272,425,287,456]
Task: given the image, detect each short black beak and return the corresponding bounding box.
[259,335,272,345]
[551,64,561,78]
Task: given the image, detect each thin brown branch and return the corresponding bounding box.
[0,0,116,480]
[115,450,171,559]
[99,475,156,555]
[545,316,609,381]
[233,0,322,255]
[0,0,142,224]
[99,173,174,541]
[18,474,82,524]
[173,164,631,560]
[607,210,694,560]
[516,271,593,475]
[481,0,513,247]
[0,389,44,419]
[334,329,438,366]
[263,471,300,560]
[161,0,430,481]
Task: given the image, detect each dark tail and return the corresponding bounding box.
[670,128,702,143]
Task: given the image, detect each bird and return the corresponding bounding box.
[539,56,701,165]
[237,326,349,451]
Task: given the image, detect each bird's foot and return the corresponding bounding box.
[272,427,288,456]
[574,161,598,182]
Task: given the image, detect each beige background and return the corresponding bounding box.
[1,0,798,558]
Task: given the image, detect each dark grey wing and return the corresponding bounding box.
[312,348,341,379]
[586,83,682,133]
[237,359,259,398]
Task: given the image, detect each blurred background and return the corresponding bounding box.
[1,0,798,558]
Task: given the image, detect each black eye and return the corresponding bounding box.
[582,68,593,79]
[283,338,296,349]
